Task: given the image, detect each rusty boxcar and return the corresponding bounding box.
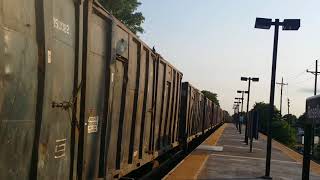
[0,0,226,179]
[179,82,223,147]
[79,1,183,179]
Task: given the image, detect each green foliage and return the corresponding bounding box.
[282,114,297,127]
[271,120,297,147]
[201,90,220,106]
[253,102,281,132]
[253,102,296,147]
[99,0,145,34]
[296,113,307,128]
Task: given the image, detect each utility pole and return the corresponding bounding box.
[287,98,290,115]
[306,59,319,158]
[306,60,319,96]
[276,77,288,115]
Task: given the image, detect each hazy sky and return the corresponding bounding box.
[138,0,320,116]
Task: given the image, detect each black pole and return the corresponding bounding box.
[306,60,318,156]
[287,98,290,115]
[250,111,254,152]
[240,92,244,133]
[302,123,312,180]
[311,60,317,156]
[241,92,244,113]
[265,19,280,178]
[238,104,242,134]
[245,79,251,145]
[315,60,318,96]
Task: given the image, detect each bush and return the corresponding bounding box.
[253,102,296,147]
[271,120,296,147]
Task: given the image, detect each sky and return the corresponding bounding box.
[138,0,320,116]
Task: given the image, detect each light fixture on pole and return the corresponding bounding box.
[255,17,300,179]
[237,90,249,114]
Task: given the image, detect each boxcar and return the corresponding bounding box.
[0,0,229,179]
[0,0,183,179]
[0,0,83,179]
[179,82,223,147]
[78,1,183,179]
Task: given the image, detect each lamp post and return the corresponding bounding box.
[241,77,259,145]
[255,17,300,179]
[237,90,249,135]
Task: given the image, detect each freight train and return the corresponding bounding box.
[0,0,226,179]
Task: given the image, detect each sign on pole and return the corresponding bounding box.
[306,95,320,125]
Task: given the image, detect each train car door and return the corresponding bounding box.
[0,0,81,179]
[35,0,80,179]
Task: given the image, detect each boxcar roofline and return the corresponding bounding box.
[92,0,183,76]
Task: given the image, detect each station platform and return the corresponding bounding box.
[165,123,320,180]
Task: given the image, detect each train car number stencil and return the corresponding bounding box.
[88,116,99,133]
[54,139,67,159]
[53,17,70,35]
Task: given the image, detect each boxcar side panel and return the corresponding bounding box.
[179,82,189,143]
[0,0,38,179]
[139,48,154,160]
[154,61,165,151]
[169,70,177,144]
[172,72,182,143]
[163,67,173,149]
[82,5,112,178]
[37,0,78,179]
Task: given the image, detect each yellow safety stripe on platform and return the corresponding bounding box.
[203,124,227,146]
[165,124,227,180]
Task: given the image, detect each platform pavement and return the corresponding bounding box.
[165,123,320,180]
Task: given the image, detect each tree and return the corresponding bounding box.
[282,114,297,127]
[253,102,296,147]
[201,90,220,106]
[296,113,307,128]
[253,102,281,132]
[272,120,296,147]
[99,0,145,34]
